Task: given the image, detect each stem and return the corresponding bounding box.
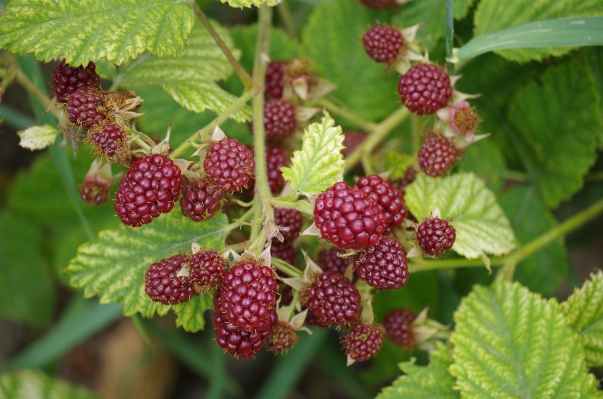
[123,125,153,153]
[271,257,302,279]
[188,0,253,88]
[271,199,314,216]
[169,89,254,159]
[410,195,603,272]
[277,0,299,39]
[345,106,410,173]
[412,114,422,157]
[15,70,62,120]
[505,170,530,183]
[445,0,454,74]
[315,98,377,132]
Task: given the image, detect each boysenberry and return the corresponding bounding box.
[52,60,100,103]
[267,323,300,354]
[204,138,254,192]
[416,217,456,257]
[180,179,223,222]
[264,99,296,141]
[398,63,453,115]
[359,0,397,10]
[271,241,297,267]
[246,145,287,194]
[317,248,350,275]
[303,271,360,325]
[418,135,457,177]
[342,323,384,362]
[189,250,226,292]
[265,60,287,99]
[66,86,107,130]
[362,25,404,63]
[88,124,128,162]
[354,174,407,234]
[274,208,303,242]
[353,237,408,290]
[78,176,111,206]
[144,254,195,305]
[383,308,416,350]
[341,131,366,159]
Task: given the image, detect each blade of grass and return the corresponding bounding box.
[0,104,37,129]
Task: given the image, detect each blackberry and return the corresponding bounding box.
[264,99,296,141]
[246,145,287,194]
[189,250,226,292]
[66,86,107,130]
[362,25,404,63]
[52,60,100,103]
[275,208,303,242]
[341,131,366,159]
[304,308,331,328]
[383,308,416,350]
[353,237,409,290]
[279,285,294,306]
[180,179,223,222]
[317,248,350,275]
[354,174,407,234]
[302,271,360,325]
[342,323,384,362]
[314,181,386,250]
[88,124,128,162]
[78,176,111,206]
[220,261,278,333]
[359,0,397,9]
[418,135,457,177]
[271,241,297,267]
[114,154,183,227]
[204,138,254,192]
[267,323,300,354]
[416,217,456,257]
[265,60,287,99]
[213,309,266,358]
[398,63,453,115]
[144,254,195,305]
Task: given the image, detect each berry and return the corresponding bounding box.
[271,242,297,267]
[395,166,417,193]
[265,60,287,99]
[267,323,300,353]
[220,261,278,333]
[383,308,416,350]
[353,237,409,290]
[114,154,183,227]
[204,138,254,192]
[66,86,107,130]
[246,146,287,194]
[78,176,111,206]
[450,101,481,134]
[264,99,296,141]
[88,124,128,162]
[418,135,458,177]
[304,308,331,328]
[52,60,100,103]
[275,208,303,242]
[317,248,350,275]
[342,323,384,362]
[314,181,386,250]
[416,217,456,257]
[303,271,360,325]
[180,179,223,222]
[279,285,294,307]
[189,250,226,292]
[341,131,366,159]
[354,174,407,234]
[144,254,195,305]
[213,307,269,359]
[362,25,404,63]
[398,63,453,115]
[358,0,397,10]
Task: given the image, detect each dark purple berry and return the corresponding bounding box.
[353,237,408,290]
[317,248,350,275]
[88,124,128,161]
[66,86,107,130]
[416,217,456,257]
[383,308,416,350]
[362,25,404,63]
[398,63,453,115]
[271,241,297,267]
[342,323,384,362]
[264,99,296,141]
[418,135,457,177]
[354,174,407,234]
[52,60,100,103]
[204,138,254,192]
[267,323,300,354]
[303,271,360,325]
[189,250,226,292]
[180,179,223,221]
[265,60,287,99]
[144,254,195,305]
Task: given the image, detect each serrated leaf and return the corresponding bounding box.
[405,172,515,259]
[173,293,213,333]
[392,0,446,51]
[384,152,415,180]
[219,0,278,9]
[116,22,250,122]
[65,211,228,318]
[457,17,603,61]
[376,342,458,399]
[474,0,603,62]
[560,271,603,367]
[450,281,601,399]
[0,370,100,399]
[0,0,194,66]
[508,60,602,208]
[281,111,344,194]
[458,138,506,193]
[17,125,58,150]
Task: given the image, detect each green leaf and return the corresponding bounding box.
[281,111,345,194]
[474,0,603,62]
[560,270,603,367]
[302,0,400,122]
[0,213,55,327]
[376,342,458,399]
[457,17,603,61]
[0,370,100,399]
[457,138,506,193]
[392,0,446,50]
[174,293,213,333]
[0,0,194,66]
[65,210,228,318]
[116,22,250,122]
[454,0,477,20]
[499,186,568,296]
[218,0,278,9]
[405,173,516,259]
[384,152,415,181]
[584,47,603,148]
[450,281,601,399]
[508,60,602,208]
[16,125,58,150]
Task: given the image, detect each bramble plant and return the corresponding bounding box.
[1,0,603,397]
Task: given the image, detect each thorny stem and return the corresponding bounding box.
[15,70,62,120]
[122,125,153,153]
[315,98,377,132]
[188,1,253,88]
[271,257,303,279]
[410,195,603,272]
[271,199,314,216]
[411,114,422,157]
[169,89,254,159]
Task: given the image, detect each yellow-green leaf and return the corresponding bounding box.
[0,370,100,399]
[174,293,213,333]
[17,125,58,151]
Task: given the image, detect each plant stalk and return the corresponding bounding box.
[315,98,377,132]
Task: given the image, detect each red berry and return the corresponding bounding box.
[77,176,111,206]
[354,174,407,234]
[317,248,350,275]
[180,179,223,222]
[418,135,457,177]
[267,323,300,353]
[246,145,287,194]
[52,60,100,103]
[213,306,271,359]
[303,271,360,325]
[264,99,296,141]
[353,237,409,290]
[383,308,416,350]
[204,138,254,192]
[395,166,417,193]
[304,308,331,328]
[398,63,453,115]
[66,86,107,130]
[341,131,366,159]
[342,323,384,362]
[362,25,404,63]
[358,0,396,10]
[274,208,303,242]
[220,261,278,333]
[88,124,128,161]
[270,241,297,267]
[144,254,195,305]
[416,217,456,257]
[314,181,386,250]
[265,60,287,99]
[114,154,183,227]
[189,250,226,292]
